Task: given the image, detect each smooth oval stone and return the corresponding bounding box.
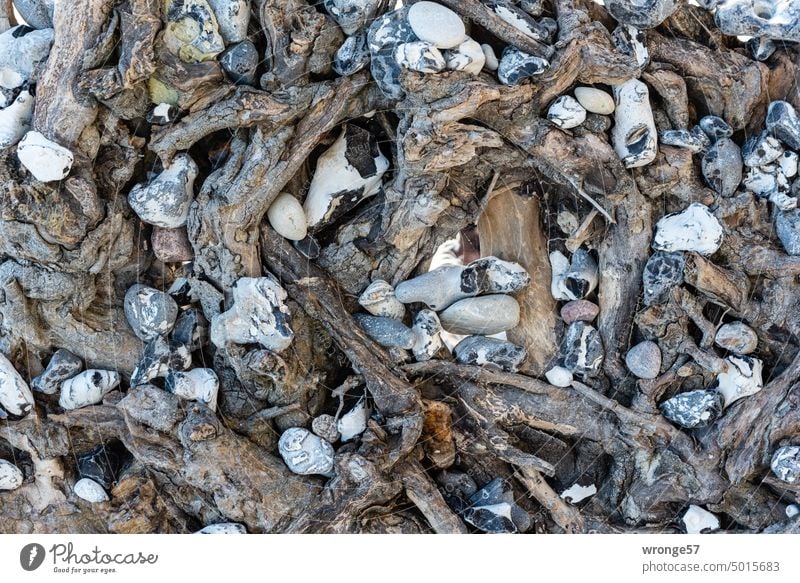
[312,414,340,443]
[0,352,35,417]
[59,370,120,410]
[560,300,599,324]
[497,46,548,85]
[394,40,446,73]
[481,43,499,71]
[682,505,719,534]
[698,115,733,143]
[219,40,258,85]
[0,459,24,490]
[652,203,723,255]
[354,313,415,349]
[358,280,405,320]
[444,38,485,75]
[439,295,520,335]
[771,445,800,483]
[561,321,604,377]
[716,355,763,408]
[545,365,573,387]
[165,368,220,412]
[395,265,468,310]
[278,427,335,476]
[547,95,586,129]
[32,349,83,395]
[625,340,661,379]
[715,322,758,355]
[407,1,466,49]
[152,226,194,263]
[124,284,180,341]
[16,130,73,182]
[0,87,34,149]
[660,389,722,429]
[776,208,800,255]
[767,100,800,150]
[195,523,247,534]
[208,0,250,44]
[574,87,615,115]
[453,336,527,373]
[267,192,308,241]
[74,478,109,503]
[701,137,742,197]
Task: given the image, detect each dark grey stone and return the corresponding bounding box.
[12,0,53,29]
[460,478,531,534]
[31,349,82,394]
[171,308,207,351]
[77,443,122,490]
[776,208,800,255]
[354,313,415,350]
[747,36,777,61]
[766,100,800,150]
[698,115,733,142]
[453,336,527,373]
[130,336,192,386]
[561,321,604,378]
[219,40,258,85]
[497,46,548,86]
[659,127,710,153]
[333,33,370,76]
[124,284,180,342]
[604,0,676,29]
[701,137,742,197]
[660,389,722,429]
[642,251,685,306]
[366,6,416,99]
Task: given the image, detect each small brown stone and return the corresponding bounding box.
[152,226,193,263]
[560,299,600,324]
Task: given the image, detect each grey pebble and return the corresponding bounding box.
[698,115,733,143]
[776,208,800,255]
[771,445,800,483]
[453,336,527,373]
[701,137,742,197]
[715,322,758,355]
[124,284,179,342]
[219,40,258,85]
[278,427,335,476]
[439,295,520,335]
[659,127,710,153]
[766,101,800,150]
[354,313,415,350]
[333,33,370,77]
[625,340,661,379]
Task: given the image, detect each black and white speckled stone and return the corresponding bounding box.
[333,33,370,76]
[497,46,548,85]
[78,444,121,490]
[701,137,742,197]
[162,0,225,64]
[124,284,180,342]
[660,389,722,429]
[324,0,383,35]
[715,1,800,42]
[747,36,776,61]
[278,427,335,476]
[561,321,604,378]
[779,151,798,178]
[604,0,676,29]
[625,340,662,379]
[0,25,53,91]
[487,1,556,42]
[128,154,198,228]
[411,309,443,361]
[171,308,207,351]
[32,349,82,395]
[367,6,417,99]
[165,368,219,411]
[563,248,598,300]
[444,38,485,75]
[742,130,783,167]
[0,352,35,418]
[130,336,192,387]
[716,354,763,408]
[742,164,789,198]
[146,103,179,125]
[715,321,758,355]
[394,41,446,73]
[59,370,120,410]
[0,459,24,490]
[207,0,250,44]
[303,125,389,230]
[659,127,710,153]
[652,203,723,255]
[770,445,800,483]
[698,115,734,143]
[547,95,587,129]
[453,336,527,373]
[775,208,800,255]
[643,251,685,306]
[464,256,531,295]
[312,414,340,443]
[766,100,800,150]
[612,24,648,67]
[195,523,247,534]
[219,40,258,85]
[439,295,520,335]
[354,313,415,350]
[461,478,531,534]
[210,276,294,352]
[74,478,109,503]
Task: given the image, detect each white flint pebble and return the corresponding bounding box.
[771,446,800,483]
[338,398,369,442]
[358,280,405,320]
[0,26,54,90]
[74,478,109,503]
[128,154,198,229]
[278,427,335,476]
[195,523,247,534]
[560,483,597,504]
[0,459,24,490]
[0,352,35,417]
[407,1,466,49]
[0,86,34,149]
[59,370,120,410]
[547,95,586,130]
[545,366,573,387]
[682,505,719,534]
[481,44,499,71]
[574,87,615,115]
[165,368,219,412]
[411,309,443,361]
[445,38,485,75]
[16,130,73,182]
[611,79,657,168]
[267,192,308,241]
[124,284,180,341]
[394,41,446,73]
[652,203,723,255]
[716,355,763,408]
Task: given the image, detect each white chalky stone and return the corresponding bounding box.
[195,523,247,534]
[74,478,109,503]
[407,1,466,49]
[545,366,573,387]
[16,130,73,182]
[0,459,24,490]
[574,86,615,115]
[481,43,499,71]
[267,192,308,241]
[0,352,35,417]
[653,203,723,256]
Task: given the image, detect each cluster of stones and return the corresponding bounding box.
[440,472,531,533]
[353,256,531,373]
[711,0,800,56]
[545,247,601,387]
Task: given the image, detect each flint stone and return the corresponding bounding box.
[130,336,192,386]
[742,130,783,167]
[453,336,527,373]
[0,26,53,89]
[775,209,800,255]
[701,137,742,197]
[660,389,722,429]
[16,130,73,182]
[411,309,443,361]
[698,115,733,142]
[407,1,466,49]
[574,87,615,115]
[124,284,180,341]
[195,523,247,534]
[488,1,555,42]
[358,280,405,320]
[716,355,763,408]
[0,459,24,490]
[78,444,120,490]
[211,276,294,352]
[13,0,54,29]
[462,478,531,534]
[394,41,446,73]
[715,322,758,355]
[560,300,600,324]
[163,0,225,63]
[643,251,685,306]
[0,86,34,149]
[32,349,82,395]
[325,0,384,35]
[561,321,604,377]
[611,78,657,168]
[545,366,573,387]
[172,308,207,351]
[278,427,335,476]
[497,46,548,85]
[682,505,719,534]
[612,24,648,67]
[165,368,220,412]
[338,398,369,442]
[652,203,723,255]
[658,127,709,153]
[128,154,198,228]
[604,0,676,29]
[74,478,109,503]
[208,0,250,44]
[354,313,415,350]
[747,36,776,61]
[715,1,800,42]
[625,340,661,379]
[771,445,800,483]
[147,102,178,125]
[547,95,586,129]
[439,295,521,335]
[219,40,258,85]
[779,151,798,178]
[766,100,800,150]
[333,33,370,76]
[0,351,35,417]
[367,7,417,99]
[267,192,308,241]
[444,38,485,75]
[59,370,120,410]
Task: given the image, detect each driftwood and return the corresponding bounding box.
[1,0,800,535]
